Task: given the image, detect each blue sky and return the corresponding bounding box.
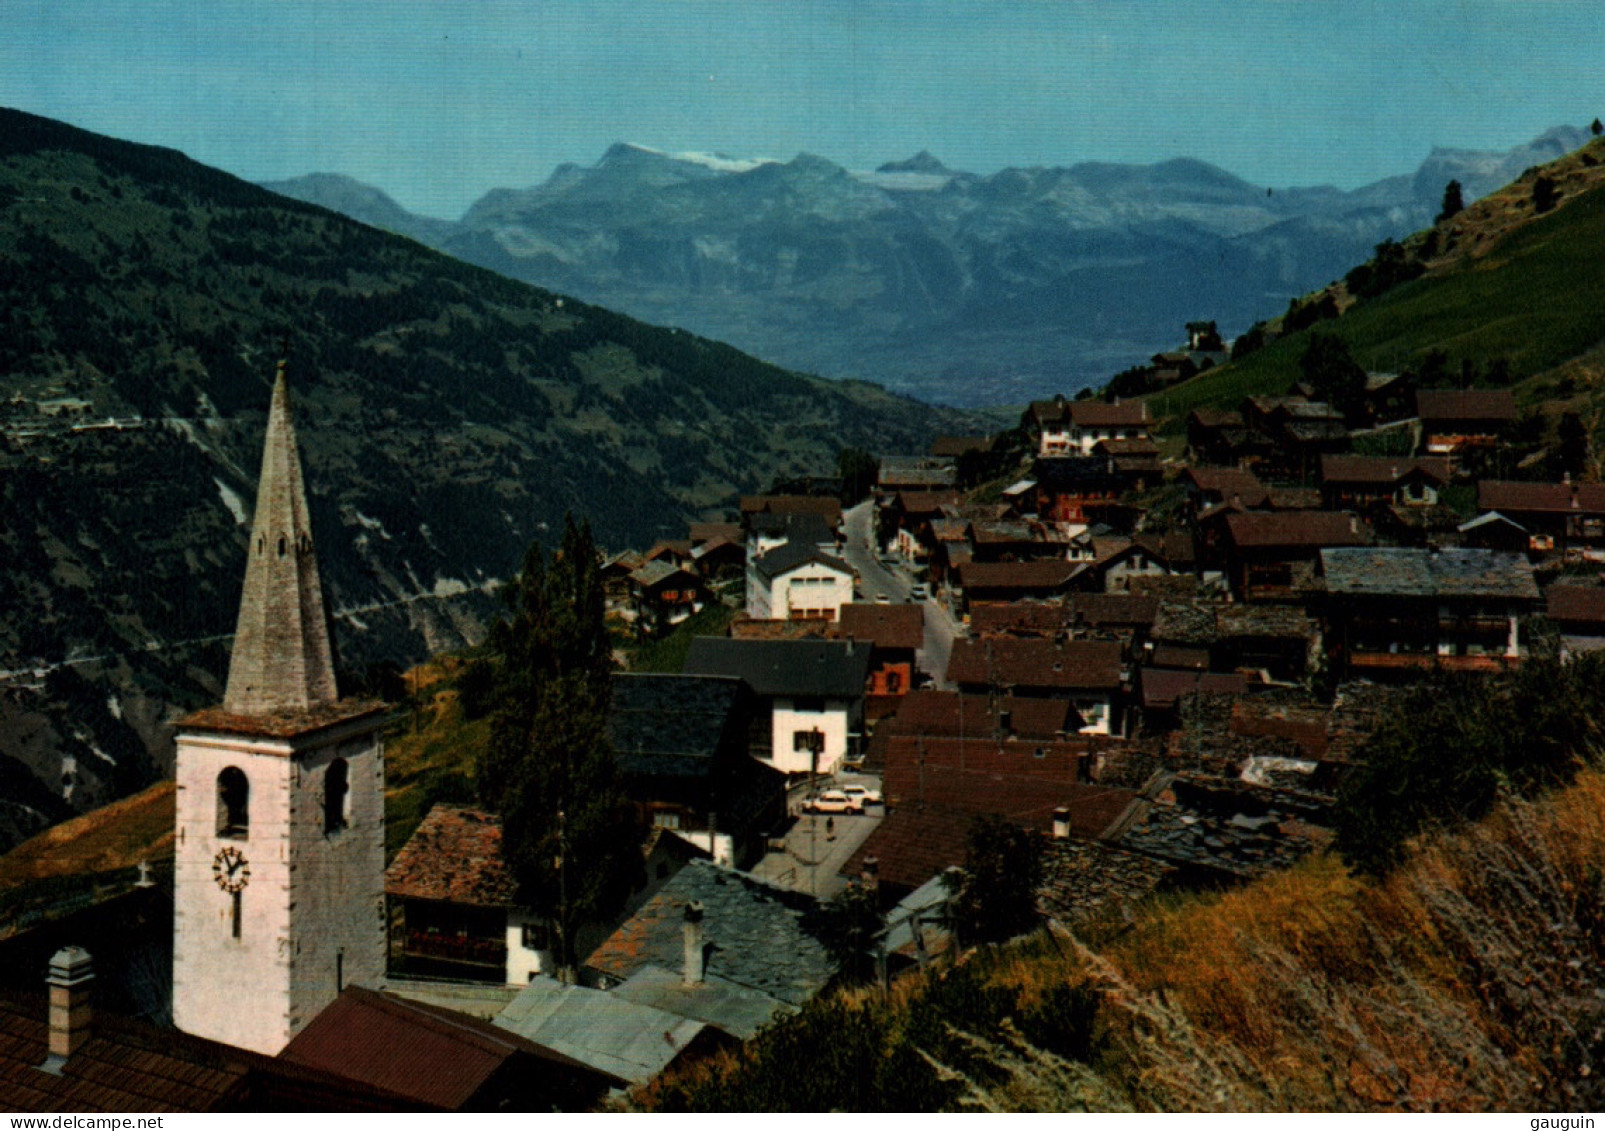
[4,1,1602,218]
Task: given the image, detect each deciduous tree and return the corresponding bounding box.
[942,815,1044,945]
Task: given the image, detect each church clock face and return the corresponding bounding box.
[213,845,250,893]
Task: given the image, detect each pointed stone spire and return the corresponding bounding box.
[223,361,338,716]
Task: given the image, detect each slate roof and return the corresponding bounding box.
[1224,510,1367,550]
[583,861,833,1006]
[608,674,749,780]
[877,456,957,489]
[1547,582,1605,625]
[281,986,618,1109]
[1478,480,1605,515]
[610,964,792,1042]
[1072,593,1161,629]
[837,602,925,650]
[684,637,873,699]
[746,512,835,545]
[1319,547,1540,600]
[1415,388,1518,424]
[493,979,709,1086]
[945,637,1124,691]
[629,559,698,589]
[749,539,852,582]
[385,806,517,909]
[1114,774,1330,880]
[1320,455,1451,485]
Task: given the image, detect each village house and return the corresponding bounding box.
[738,493,842,529]
[945,636,1128,735]
[583,860,834,1017]
[1239,395,1351,478]
[385,806,556,985]
[954,560,1080,609]
[1216,510,1369,602]
[744,539,855,622]
[836,602,926,706]
[1546,579,1605,656]
[628,559,707,636]
[875,455,957,497]
[880,489,962,560]
[1031,456,1129,527]
[1415,389,1517,456]
[683,637,872,775]
[1318,455,1451,511]
[1476,480,1605,550]
[1317,547,1541,677]
[608,674,788,868]
[745,510,837,561]
[600,549,645,618]
[1023,397,1151,458]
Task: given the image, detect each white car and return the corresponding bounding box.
[805,789,857,814]
[874,593,890,605]
[841,784,883,808]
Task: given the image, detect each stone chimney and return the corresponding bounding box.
[861,856,880,896]
[46,947,93,1062]
[682,901,705,986]
[1052,808,1071,839]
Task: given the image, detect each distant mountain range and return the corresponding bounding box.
[264,127,1592,406]
[0,108,975,850]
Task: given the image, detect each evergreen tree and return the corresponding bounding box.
[477,515,642,977]
[1437,179,1464,224]
[942,815,1043,945]
[1557,412,1590,479]
[1533,175,1560,214]
[1299,332,1367,420]
[837,446,879,505]
[817,882,885,984]
[1592,118,1603,137]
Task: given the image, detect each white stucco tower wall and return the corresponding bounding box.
[171,361,388,1056]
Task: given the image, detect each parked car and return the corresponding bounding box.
[805,789,857,814]
[910,583,930,600]
[874,593,890,605]
[841,784,883,808]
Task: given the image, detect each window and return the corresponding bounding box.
[216,767,249,838]
[521,922,550,951]
[231,890,242,939]
[793,729,824,754]
[792,696,826,713]
[323,758,349,833]
[884,670,902,694]
[336,951,344,993]
[653,811,681,830]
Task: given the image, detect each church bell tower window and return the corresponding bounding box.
[323,758,350,833]
[216,767,249,839]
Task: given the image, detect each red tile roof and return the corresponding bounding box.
[738,495,842,524]
[883,690,1073,739]
[281,987,619,1109]
[1183,468,1269,507]
[1547,582,1605,625]
[1068,402,1150,428]
[836,603,925,650]
[1478,480,1605,515]
[1415,389,1517,424]
[385,806,518,908]
[945,637,1124,692]
[956,560,1079,593]
[0,992,413,1111]
[1319,455,1451,485]
[1223,511,1367,550]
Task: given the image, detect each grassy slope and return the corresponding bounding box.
[646,770,1605,1111]
[1149,135,1605,429]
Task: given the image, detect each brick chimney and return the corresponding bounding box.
[682,901,705,986]
[46,947,93,1062]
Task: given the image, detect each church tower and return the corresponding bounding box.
[172,362,386,1056]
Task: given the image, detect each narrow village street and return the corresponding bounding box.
[842,500,961,689]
